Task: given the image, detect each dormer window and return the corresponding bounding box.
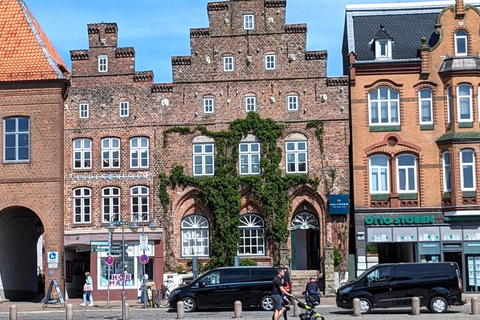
[455,30,468,56]
[373,24,393,60]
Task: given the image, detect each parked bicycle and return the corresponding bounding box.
[156,279,176,308]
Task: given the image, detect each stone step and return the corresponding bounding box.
[289,270,322,294]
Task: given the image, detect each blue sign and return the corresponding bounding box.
[329,194,349,214]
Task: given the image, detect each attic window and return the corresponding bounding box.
[375,40,392,60]
[455,30,467,56]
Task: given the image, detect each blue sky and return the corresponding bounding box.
[26,0,431,82]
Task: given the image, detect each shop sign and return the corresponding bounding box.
[365,215,434,226]
[329,194,349,214]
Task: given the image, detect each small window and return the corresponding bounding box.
[285,141,308,174]
[455,30,467,56]
[102,137,120,169]
[131,186,149,222]
[264,54,276,71]
[245,96,256,112]
[4,117,30,162]
[223,56,234,72]
[130,137,149,169]
[457,84,472,122]
[119,101,129,118]
[79,103,89,119]
[193,143,215,176]
[443,152,452,192]
[239,142,260,175]
[287,95,299,111]
[203,97,215,114]
[98,55,108,72]
[447,86,453,124]
[73,187,91,224]
[418,89,433,124]
[369,86,400,125]
[243,14,255,30]
[375,40,392,59]
[396,154,417,193]
[73,138,92,170]
[461,149,476,191]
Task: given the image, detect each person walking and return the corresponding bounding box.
[272,268,293,320]
[81,271,94,306]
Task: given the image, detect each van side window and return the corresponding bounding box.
[202,271,221,285]
[367,266,391,283]
[251,269,277,281]
[223,269,250,283]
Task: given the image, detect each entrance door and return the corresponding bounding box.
[291,212,320,270]
[444,251,463,288]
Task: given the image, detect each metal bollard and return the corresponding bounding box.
[411,297,420,315]
[9,305,17,320]
[472,297,479,315]
[234,300,243,318]
[352,298,361,316]
[66,303,74,320]
[176,301,185,319]
[125,302,130,320]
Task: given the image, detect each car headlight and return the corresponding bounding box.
[338,285,353,294]
[170,290,181,297]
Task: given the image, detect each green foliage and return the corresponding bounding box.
[239,258,258,266]
[306,120,324,153]
[333,246,342,270]
[367,243,378,255]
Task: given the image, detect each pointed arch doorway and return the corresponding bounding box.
[290,211,320,270]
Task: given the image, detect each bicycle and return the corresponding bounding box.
[156,279,176,308]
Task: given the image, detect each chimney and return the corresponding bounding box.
[456,0,465,19]
[87,22,118,48]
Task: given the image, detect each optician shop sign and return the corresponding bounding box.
[365,215,434,226]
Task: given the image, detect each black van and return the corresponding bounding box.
[336,262,464,313]
[168,266,278,312]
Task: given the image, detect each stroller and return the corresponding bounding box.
[294,296,325,320]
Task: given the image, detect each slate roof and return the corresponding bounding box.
[0,0,69,82]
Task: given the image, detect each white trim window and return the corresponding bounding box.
[181,215,210,257]
[457,84,472,122]
[442,152,452,192]
[455,30,468,56]
[102,187,120,223]
[243,14,254,30]
[203,97,214,114]
[396,154,417,193]
[98,55,108,72]
[418,89,433,124]
[193,143,215,176]
[239,142,260,175]
[287,94,299,111]
[285,141,308,174]
[73,187,91,224]
[79,103,89,119]
[375,40,392,60]
[264,54,276,70]
[447,86,453,124]
[130,137,149,169]
[4,117,30,162]
[119,101,129,118]
[102,137,120,169]
[223,56,234,72]
[245,96,256,112]
[131,186,149,222]
[73,138,92,170]
[238,214,265,256]
[461,149,476,191]
[369,155,389,194]
[369,86,400,125]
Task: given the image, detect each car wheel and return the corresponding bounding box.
[181,297,196,312]
[260,295,274,311]
[430,296,448,313]
[359,298,372,314]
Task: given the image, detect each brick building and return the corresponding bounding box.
[345,0,480,291]
[0,0,69,300]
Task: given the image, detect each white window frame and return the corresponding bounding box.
[287,95,299,111]
[238,214,265,256]
[203,97,214,114]
[264,54,276,71]
[442,152,452,192]
[447,86,453,124]
[243,14,255,30]
[375,40,392,60]
[457,84,472,122]
[461,149,476,191]
[285,141,308,174]
[131,186,149,223]
[102,137,120,169]
[396,154,417,193]
[4,117,30,162]
[102,187,120,223]
[119,101,129,118]
[98,55,108,72]
[193,143,215,176]
[418,88,433,125]
[130,137,149,169]
[181,215,210,257]
[73,187,91,224]
[455,30,468,56]
[239,142,260,175]
[369,155,390,194]
[245,96,257,112]
[368,86,400,126]
[79,103,89,119]
[223,56,234,72]
[73,138,92,170]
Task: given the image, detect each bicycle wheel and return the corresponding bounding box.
[158,289,170,308]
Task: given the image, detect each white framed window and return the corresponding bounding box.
[461,149,476,191]
[239,142,260,175]
[102,187,120,223]
[79,103,89,119]
[243,14,254,30]
[130,137,149,169]
[238,214,265,256]
[285,141,308,174]
[368,86,399,125]
[181,215,210,257]
[98,55,108,72]
[73,187,91,224]
[245,96,256,112]
[287,95,299,111]
[119,101,129,118]
[73,138,92,170]
[131,186,149,222]
[396,154,417,193]
[102,137,120,169]
[442,152,452,192]
[223,56,234,72]
[447,86,453,124]
[375,40,392,60]
[418,89,433,125]
[203,97,214,114]
[4,117,30,162]
[369,155,389,194]
[455,30,467,56]
[457,84,472,122]
[264,54,276,70]
[193,143,215,176]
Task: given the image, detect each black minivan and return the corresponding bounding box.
[168,266,278,312]
[336,262,464,313]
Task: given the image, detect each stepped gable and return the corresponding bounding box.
[0,0,69,81]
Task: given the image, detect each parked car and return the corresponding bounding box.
[168,266,278,312]
[336,262,464,313]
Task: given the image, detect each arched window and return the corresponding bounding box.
[102,137,120,169]
[368,87,399,125]
[73,187,91,224]
[285,133,308,174]
[457,84,472,122]
[396,154,417,193]
[442,152,452,192]
[455,30,467,56]
[130,137,149,168]
[130,186,149,222]
[102,187,120,223]
[369,155,389,194]
[73,138,91,169]
[418,89,433,125]
[238,214,265,255]
[460,149,476,191]
[181,215,210,257]
[239,134,260,175]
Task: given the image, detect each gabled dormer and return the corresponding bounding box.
[373,24,394,60]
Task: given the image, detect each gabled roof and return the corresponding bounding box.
[0,0,69,82]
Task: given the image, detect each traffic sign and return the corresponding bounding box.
[113,221,128,225]
[140,235,148,251]
[91,248,109,252]
[106,256,114,266]
[139,254,149,264]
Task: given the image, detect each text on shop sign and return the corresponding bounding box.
[365,215,434,225]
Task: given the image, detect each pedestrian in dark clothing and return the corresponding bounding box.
[272,268,294,320]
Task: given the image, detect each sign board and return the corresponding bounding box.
[329,194,349,214]
[91,248,109,252]
[106,256,114,266]
[140,235,148,251]
[43,279,65,308]
[113,221,128,226]
[139,254,149,264]
[47,251,59,269]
